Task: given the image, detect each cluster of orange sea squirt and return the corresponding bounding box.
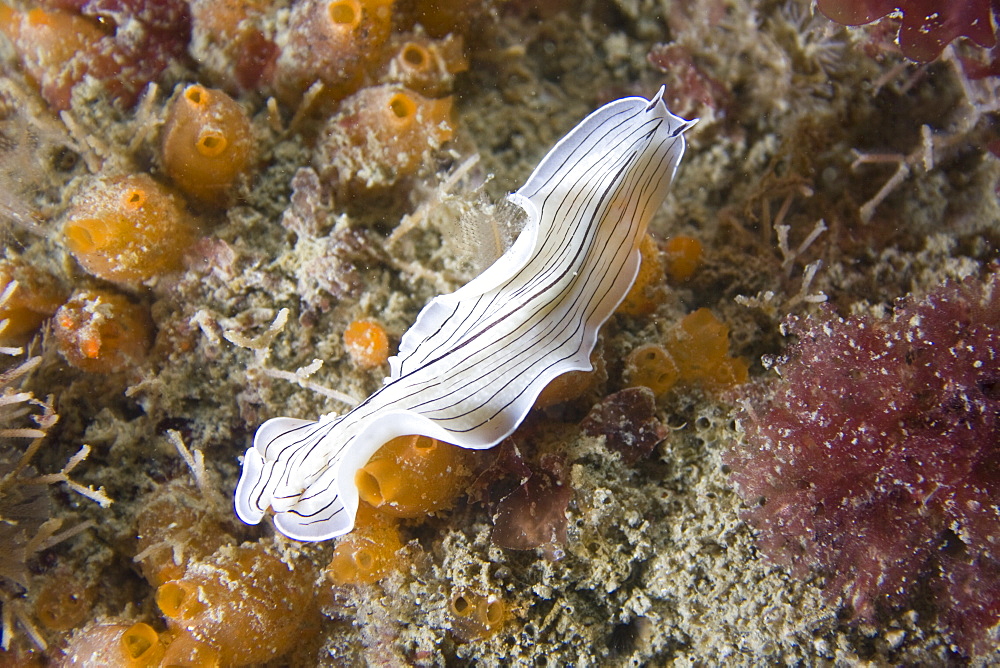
[0,0,748,662]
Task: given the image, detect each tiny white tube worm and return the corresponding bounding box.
[235,88,695,541]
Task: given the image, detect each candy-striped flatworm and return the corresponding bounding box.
[235,88,694,541]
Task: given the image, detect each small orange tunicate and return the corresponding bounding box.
[157,542,317,666]
[53,289,152,373]
[162,84,256,206]
[667,308,748,391]
[325,503,403,585]
[343,318,390,369]
[33,567,95,632]
[625,344,680,396]
[617,234,666,316]
[0,5,113,111]
[669,307,732,381]
[158,632,221,667]
[63,174,196,286]
[134,480,235,587]
[274,0,395,103]
[627,309,748,394]
[316,84,454,191]
[58,621,165,667]
[355,434,473,517]
[0,259,67,345]
[187,0,280,93]
[663,235,703,282]
[448,589,506,641]
[381,33,468,97]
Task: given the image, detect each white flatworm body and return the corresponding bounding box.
[235,88,694,541]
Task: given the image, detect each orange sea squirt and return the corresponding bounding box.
[63,174,196,286]
[156,542,317,666]
[343,318,390,369]
[0,258,66,344]
[275,0,395,103]
[0,5,112,111]
[325,502,403,585]
[355,434,473,517]
[382,33,468,97]
[53,289,152,373]
[617,234,666,316]
[58,620,166,667]
[626,308,748,395]
[316,84,454,190]
[448,589,507,640]
[663,235,703,282]
[162,84,256,205]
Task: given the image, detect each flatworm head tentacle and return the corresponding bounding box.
[235,88,694,541]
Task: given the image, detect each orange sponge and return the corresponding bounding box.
[63,174,196,286]
[355,434,472,517]
[162,84,255,206]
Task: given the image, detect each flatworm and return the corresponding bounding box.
[235,88,694,541]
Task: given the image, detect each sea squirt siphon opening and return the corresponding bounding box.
[328,0,361,28]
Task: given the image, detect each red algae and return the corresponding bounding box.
[729,272,1000,658]
[816,0,1000,62]
[582,387,668,465]
[490,451,571,559]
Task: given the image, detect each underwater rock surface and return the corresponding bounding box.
[0,0,999,664]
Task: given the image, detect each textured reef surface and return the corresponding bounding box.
[1,0,999,665]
